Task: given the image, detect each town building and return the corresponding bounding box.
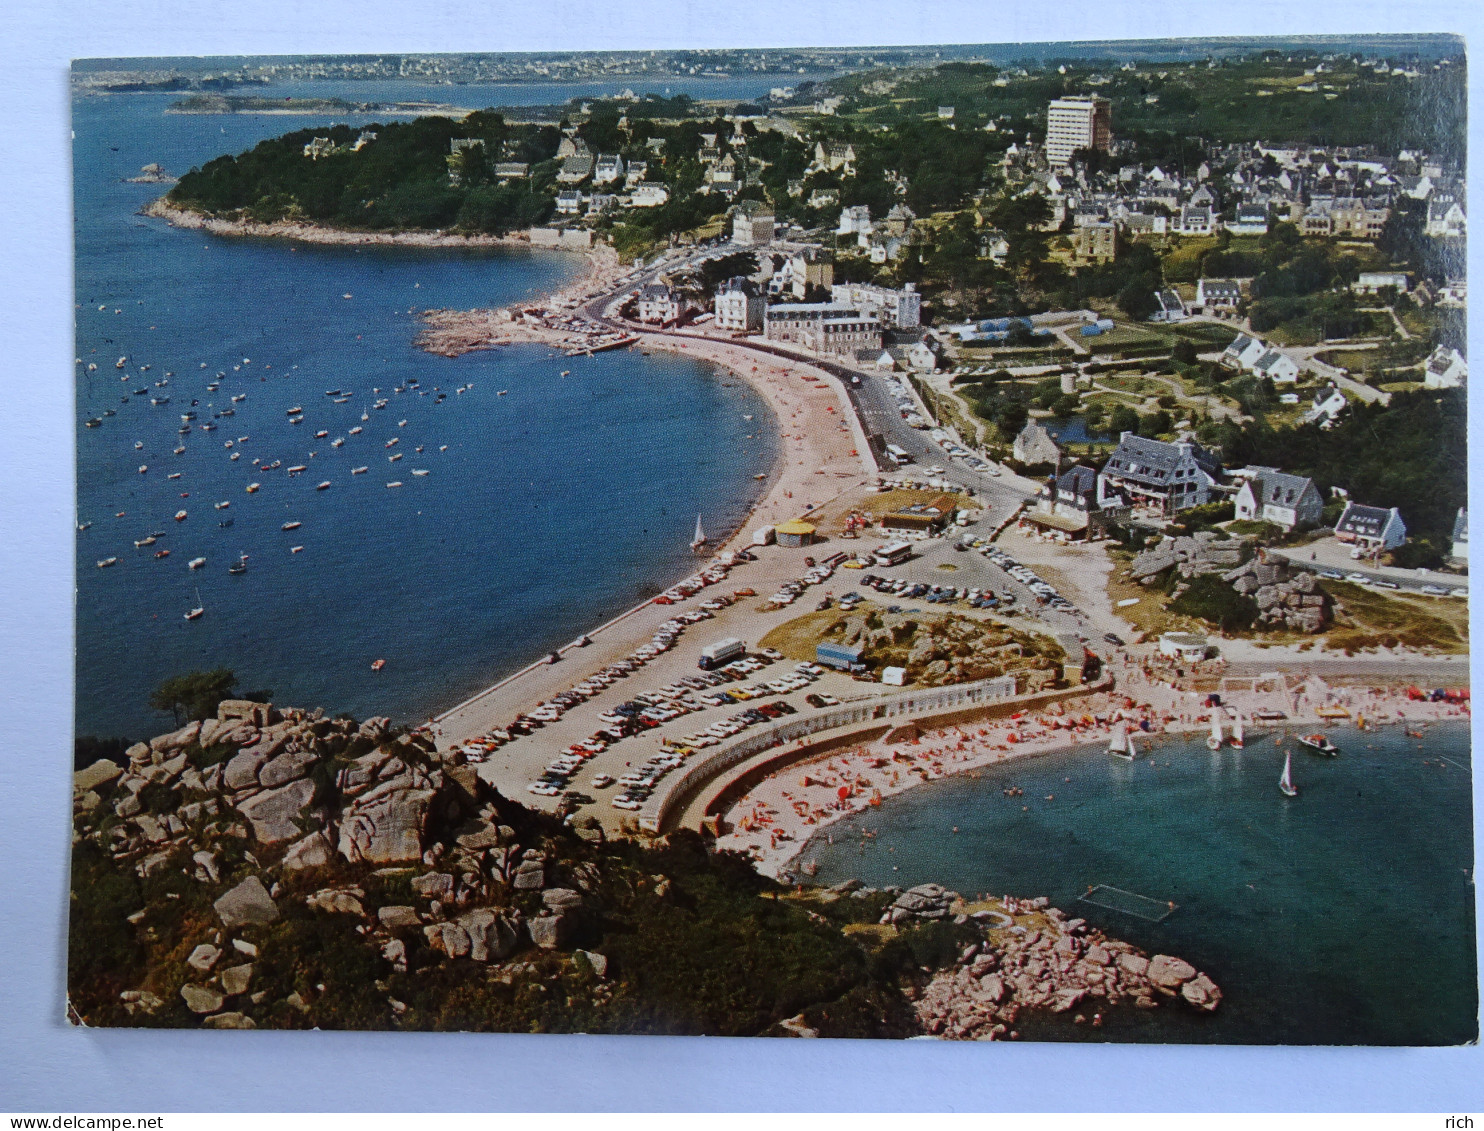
[593,153,625,185]
[880,494,959,534]
[554,190,582,215]
[713,276,765,333]
[774,519,816,547]
[1231,467,1324,531]
[1334,502,1407,552]
[629,182,670,208]
[494,162,530,180]
[635,282,688,325]
[828,282,921,329]
[1196,278,1242,314]
[1098,433,1222,516]
[1045,95,1112,168]
[1012,420,1062,467]
[556,153,594,184]
[1425,197,1466,238]
[731,203,775,246]
[1303,383,1348,428]
[1225,203,1269,235]
[764,304,882,357]
[1353,271,1410,294]
[1423,345,1467,389]
[1223,333,1270,370]
[1252,348,1301,384]
[1072,221,1116,263]
[1150,289,1188,323]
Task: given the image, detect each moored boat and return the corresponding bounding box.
[281,521,301,531]
[1296,733,1338,757]
[1206,712,1224,751]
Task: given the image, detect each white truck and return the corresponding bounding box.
[698,637,747,670]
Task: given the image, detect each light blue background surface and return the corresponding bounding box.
[2,0,1481,1111]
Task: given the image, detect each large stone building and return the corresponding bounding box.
[764,303,881,357]
[828,282,921,329]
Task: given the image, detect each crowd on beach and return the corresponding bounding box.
[716,670,1470,878]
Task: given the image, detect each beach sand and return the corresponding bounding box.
[719,673,1469,878]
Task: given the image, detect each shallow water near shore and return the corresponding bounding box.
[74,88,776,739]
[800,722,1477,1044]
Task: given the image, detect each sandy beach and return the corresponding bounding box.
[719,670,1470,878]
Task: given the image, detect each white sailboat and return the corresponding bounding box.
[184,587,204,621]
[1108,724,1135,762]
[1231,712,1245,748]
[1206,712,1224,751]
[690,513,707,551]
[1278,752,1298,797]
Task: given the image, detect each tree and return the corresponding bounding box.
[1172,339,1199,366]
[1108,404,1140,435]
[148,669,238,726]
[1116,282,1158,321]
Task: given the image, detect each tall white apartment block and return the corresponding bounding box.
[1046,95,1111,168]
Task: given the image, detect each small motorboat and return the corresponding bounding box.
[316,481,331,491]
[315,430,329,439]
[228,553,248,575]
[1296,734,1338,757]
[174,509,187,522]
[134,536,156,548]
[371,659,386,672]
[215,501,230,510]
[154,549,170,559]
[411,469,429,477]
[290,545,304,554]
[96,557,118,568]
[188,557,206,570]
[281,521,301,531]
[352,466,368,475]
[386,481,402,488]
[331,438,344,448]
[246,483,260,494]
[349,426,363,435]
[218,519,234,528]
[388,453,402,462]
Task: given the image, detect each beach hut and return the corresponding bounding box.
[775,519,817,548]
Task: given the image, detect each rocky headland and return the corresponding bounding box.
[70,699,1219,1036]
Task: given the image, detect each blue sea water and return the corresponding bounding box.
[801,723,1478,1044]
[72,87,778,739]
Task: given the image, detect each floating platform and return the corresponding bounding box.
[1077,885,1178,923]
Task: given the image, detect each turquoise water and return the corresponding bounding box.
[73,88,778,739]
[801,723,1477,1044]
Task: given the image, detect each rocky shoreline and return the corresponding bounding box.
[141,199,544,251]
[871,884,1221,1039]
[71,696,1220,1036]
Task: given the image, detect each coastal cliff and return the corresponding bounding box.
[70,700,1218,1036]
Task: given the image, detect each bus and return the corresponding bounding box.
[874,541,913,567]
[884,443,912,466]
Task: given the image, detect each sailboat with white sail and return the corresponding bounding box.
[1231,711,1245,748]
[1278,751,1298,797]
[1206,712,1224,750]
[690,513,707,551]
[1108,724,1135,762]
[184,587,204,621]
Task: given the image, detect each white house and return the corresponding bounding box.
[1352,271,1410,295]
[1150,288,1188,323]
[829,282,921,329]
[1334,502,1407,552]
[1176,204,1215,236]
[713,276,765,333]
[593,153,625,185]
[1252,348,1301,384]
[1423,345,1467,389]
[636,282,688,325]
[1231,467,1324,531]
[628,182,670,208]
[1225,203,1269,235]
[1425,198,1466,238]
[1223,333,1269,370]
[1195,278,1242,314]
[554,190,583,215]
[1303,383,1348,427]
[836,205,872,237]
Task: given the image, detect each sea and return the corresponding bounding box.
[800,722,1478,1045]
[72,75,804,740]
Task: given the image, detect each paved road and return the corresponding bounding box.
[1268,539,1468,597]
